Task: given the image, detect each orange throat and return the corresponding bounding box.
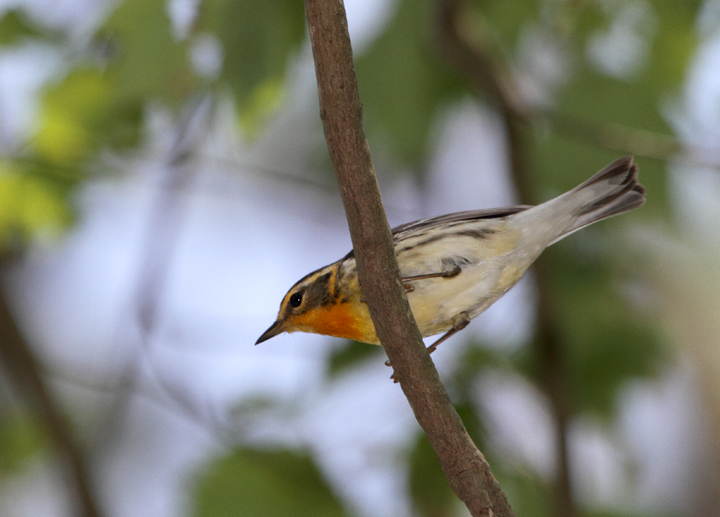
[290,300,378,345]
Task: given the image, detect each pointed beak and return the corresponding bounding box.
[255,320,285,345]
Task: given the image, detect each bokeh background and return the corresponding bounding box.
[1,0,720,516]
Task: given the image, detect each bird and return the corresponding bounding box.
[256,156,645,355]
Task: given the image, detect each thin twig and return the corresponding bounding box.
[0,259,102,517]
[304,1,515,515]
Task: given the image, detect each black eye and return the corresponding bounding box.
[290,292,303,307]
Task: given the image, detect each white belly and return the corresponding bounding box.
[393,214,549,338]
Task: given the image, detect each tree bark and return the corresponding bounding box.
[303,1,515,515]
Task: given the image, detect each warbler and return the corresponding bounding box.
[257,156,645,352]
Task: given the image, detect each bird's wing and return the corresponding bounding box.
[339,206,532,261]
[391,206,532,239]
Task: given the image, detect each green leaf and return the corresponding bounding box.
[0,162,72,247]
[198,0,305,133]
[453,343,507,383]
[35,67,142,165]
[407,433,456,517]
[326,340,383,378]
[560,69,671,136]
[555,1,608,41]
[645,1,701,93]
[355,0,465,165]
[0,412,47,473]
[535,245,665,417]
[583,510,675,517]
[101,0,197,105]
[531,1,699,218]
[0,9,44,45]
[470,0,542,50]
[494,467,551,517]
[192,448,350,517]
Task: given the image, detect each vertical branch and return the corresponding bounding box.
[303,1,515,515]
[435,1,577,516]
[0,260,102,517]
[533,282,575,517]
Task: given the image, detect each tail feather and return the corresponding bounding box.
[550,156,645,244]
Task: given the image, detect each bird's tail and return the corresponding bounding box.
[549,156,646,245]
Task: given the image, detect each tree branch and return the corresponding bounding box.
[0,260,101,517]
[303,1,514,515]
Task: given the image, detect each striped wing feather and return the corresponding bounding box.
[391,206,532,240]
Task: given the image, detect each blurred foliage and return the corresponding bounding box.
[355,0,465,165]
[494,467,551,517]
[0,0,709,515]
[0,161,72,246]
[326,340,383,378]
[0,410,47,473]
[0,0,306,249]
[466,0,542,49]
[192,447,350,517]
[408,433,458,516]
[539,243,665,417]
[101,0,197,105]
[0,9,44,45]
[35,67,142,164]
[197,0,305,133]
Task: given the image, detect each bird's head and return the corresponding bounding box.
[256,263,375,345]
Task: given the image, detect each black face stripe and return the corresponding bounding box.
[333,262,345,300]
[332,267,340,295]
[292,264,331,288]
[282,265,335,317]
[305,272,334,308]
